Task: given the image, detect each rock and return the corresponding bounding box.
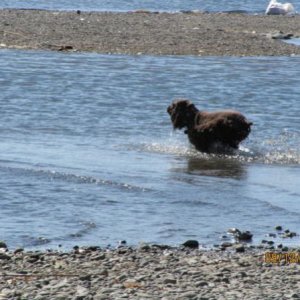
[235,231,253,241]
[123,279,142,288]
[221,242,233,248]
[58,45,73,51]
[117,274,128,282]
[282,232,297,238]
[163,277,177,285]
[118,240,127,247]
[138,243,151,251]
[275,225,283,231]
[75,285,89,298]
[14,248,24,254]
[0,241,7,249]
[91,253,106,261]
[234,244,245,253]
[195,281,208,287]
[0,253,11,260]
[152,244,172,250]
[182,240,199,249]
[86,246,101,251]
[180,291,197,298]
[79,274,92,281]
[227,228,240,234]
[266,31,293,40]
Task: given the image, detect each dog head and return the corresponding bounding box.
[167,99,198,130]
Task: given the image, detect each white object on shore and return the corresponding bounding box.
[265,0,295,15]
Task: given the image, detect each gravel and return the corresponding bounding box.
[1,9,300,56]
[0,245,300,299]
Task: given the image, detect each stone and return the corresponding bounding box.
[282,232,297,238]
[234,244,245,253]
[163,277,177,285]
[123,279,142,288]
[182,240,199,249]
[221,242,233,248]
[180,291,197,298]
[0,253,11,260]
[91,253,106,261]
[235,231,253,241]
[275,225,283,231]
[0,241,7,249]
[14,248,24,254]
[195,281,208,287]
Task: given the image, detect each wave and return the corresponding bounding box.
[0,160,150,192]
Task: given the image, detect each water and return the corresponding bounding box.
[1,0,299,14]
[0,49,300,250]
[285,38,300,46]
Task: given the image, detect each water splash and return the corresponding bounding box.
[136,129,300,165]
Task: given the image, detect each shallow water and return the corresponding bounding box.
[0,50,299,250]
[2,0,299,14]
[284,38,300,46]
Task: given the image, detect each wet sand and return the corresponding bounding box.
[1,9,300,56]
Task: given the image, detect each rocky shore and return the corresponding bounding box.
[0,242,300,300]
[1,9,300,56]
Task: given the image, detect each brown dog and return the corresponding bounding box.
[167,99,252,153]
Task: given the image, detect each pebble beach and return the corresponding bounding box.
[0,9,300,56]
[1,244,300,300]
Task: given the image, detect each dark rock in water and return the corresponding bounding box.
[235,231,253,241]
[275,225,283,231]
[0,241,7,249]
[261,240,268,244]
[267,241,274,245]
[282,231,297,238]
[277,244,283,249]
[76,10,81,15]
[268,233,277,238]
[182,240,199,249]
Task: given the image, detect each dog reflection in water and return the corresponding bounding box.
[167,99,252,154]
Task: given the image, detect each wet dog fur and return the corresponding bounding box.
[167,99,252,153]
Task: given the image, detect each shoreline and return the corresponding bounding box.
[0,244,299,299]
[1,9,300,56]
